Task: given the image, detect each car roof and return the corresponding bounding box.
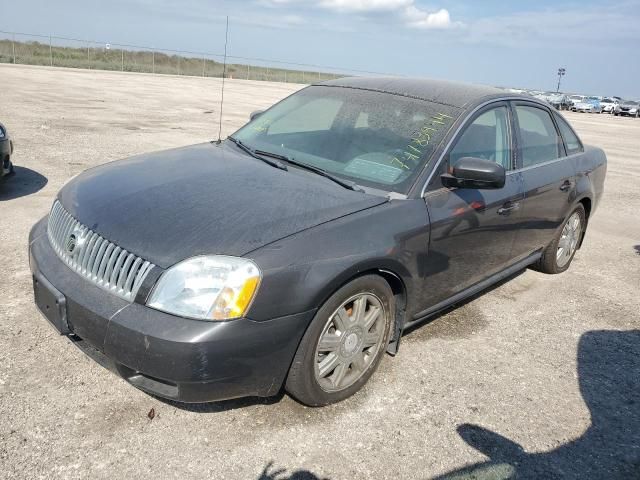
[317,76,518,110]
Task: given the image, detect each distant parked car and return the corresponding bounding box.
[547,93,572,110]
[568,95,586,109]
[0,123,14,179]
[600,98,619,114]
[573,97,603,113]
[614,100,640,117]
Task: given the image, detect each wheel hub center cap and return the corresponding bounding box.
[342,331,360,357]
[344,333,359,353]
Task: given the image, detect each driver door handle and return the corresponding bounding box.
[560,180,572,192]
[498,201,520,215]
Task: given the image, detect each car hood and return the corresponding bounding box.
[58,142,387,268]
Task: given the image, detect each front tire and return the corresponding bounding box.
[535,204,586,274]
[285,275,394,406]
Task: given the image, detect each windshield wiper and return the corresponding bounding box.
[227,137,288,171]
[256,150,364,193]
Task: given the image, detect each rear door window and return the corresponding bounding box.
[515,105,562,167]
[555,114,583,155]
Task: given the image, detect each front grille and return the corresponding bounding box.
[47,201,155,302]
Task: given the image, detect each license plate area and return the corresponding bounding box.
[33,273,70,335]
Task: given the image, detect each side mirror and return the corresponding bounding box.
[441,157,506,189]
[249,110,265,121]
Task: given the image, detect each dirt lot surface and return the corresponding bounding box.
[1,64,638,480]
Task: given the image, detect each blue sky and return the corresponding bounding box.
[3,0,640,97]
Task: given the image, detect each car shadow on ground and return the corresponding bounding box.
[433,329,640,479]
[402,269,526,338]
[161,269,528,413]
[257,461,328,480]
[155,390,287,413]
[634,245,640,255]
[0,166,48,201]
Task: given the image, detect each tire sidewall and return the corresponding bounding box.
[286,275,394,406]
[552,204,586,273]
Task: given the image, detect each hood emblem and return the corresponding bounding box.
[66,229,84,256]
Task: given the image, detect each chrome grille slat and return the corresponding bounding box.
[81,233,98,272]
[91,240,108,278]
[124,257,143,293]
[109,249,127,287]
[46,201,155,302]
[117,254,135,291]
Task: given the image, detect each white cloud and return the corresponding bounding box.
[318,0,413,12]
[404,6,452,29]
[259,0,455,29]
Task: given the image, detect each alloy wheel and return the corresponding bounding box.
[314,293,387,393]
[556,212,582,268]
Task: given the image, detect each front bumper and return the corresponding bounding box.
[29,217,314,403]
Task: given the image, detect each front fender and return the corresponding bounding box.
[246,200,430,322]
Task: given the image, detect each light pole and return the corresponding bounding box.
[557,67,566,92]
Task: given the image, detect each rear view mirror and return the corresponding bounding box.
[441,157,506,189]
[250,110,265,121]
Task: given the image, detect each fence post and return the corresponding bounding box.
[202,57,205,77]
[247,64,250,80]
[12,33,16,64]
[177,55,180,75]
[266,67,269,82]
[284,70,287,83]
[152,50,155,73]
[121,50,124,71]
[87,42,90,61]
[49,35,53,66]
[318,71,321,80]
[302,71,305,83]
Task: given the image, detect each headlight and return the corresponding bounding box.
[147,255,261,320]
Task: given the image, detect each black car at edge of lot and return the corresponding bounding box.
[0,122,14,179]
[29,77,607,406]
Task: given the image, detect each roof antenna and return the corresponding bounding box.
[216,16,229,144]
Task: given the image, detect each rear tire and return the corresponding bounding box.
[535,204,586,274]
[285,275,394,406]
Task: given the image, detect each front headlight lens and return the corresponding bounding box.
[147,256,261,320]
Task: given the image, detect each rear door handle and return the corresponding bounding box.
[560,180,572,192]
[498,201,520,215]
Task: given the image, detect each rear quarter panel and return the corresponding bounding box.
[573,145,607,215]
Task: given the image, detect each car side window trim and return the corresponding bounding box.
[510,101,565,169]
[552,111,585,155]
[421,100,515,195]
[418,96,558,198]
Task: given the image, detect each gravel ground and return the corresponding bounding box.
[0,64,638,480]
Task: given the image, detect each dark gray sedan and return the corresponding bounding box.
[30,78,606,406]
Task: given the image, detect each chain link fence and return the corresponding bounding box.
[0,30,386,83]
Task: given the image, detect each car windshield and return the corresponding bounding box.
[231,85,460,193]
[625,101,639,105]
[602,98,614,103]
[570,95,583,100]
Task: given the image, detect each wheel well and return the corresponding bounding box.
[577,197,592,248]
[324,268,408,355]
[579,197,592,221]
